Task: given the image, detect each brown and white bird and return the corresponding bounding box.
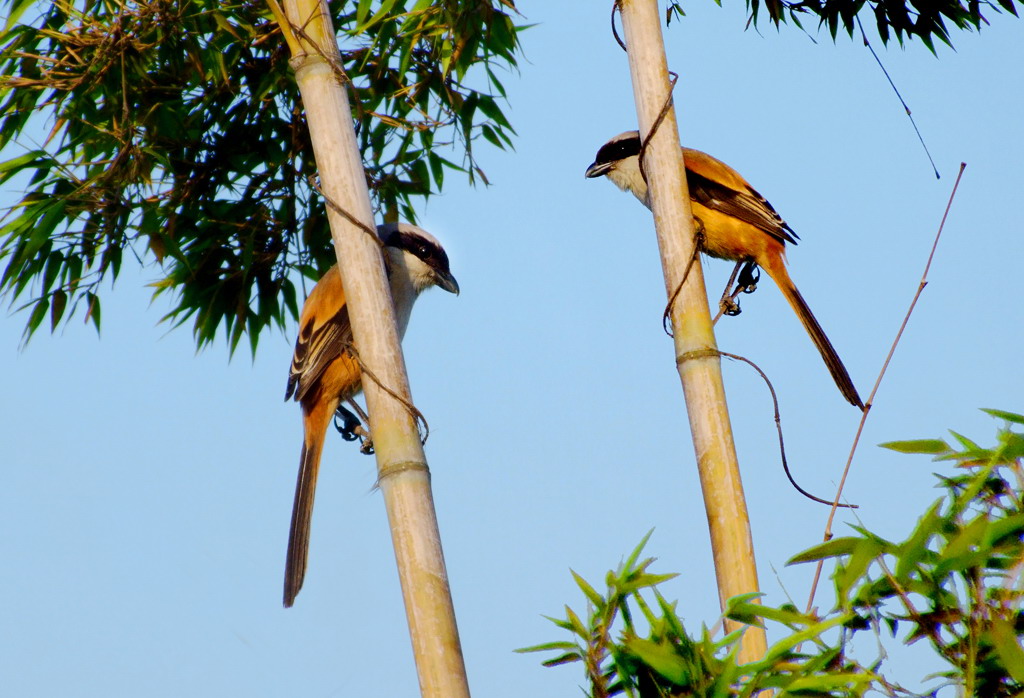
[585,130,862,409]
[283,222,459,607]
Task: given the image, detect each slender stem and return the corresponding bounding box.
[805,163,967,612]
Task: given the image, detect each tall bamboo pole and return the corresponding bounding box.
[274,1,470,695]
[618,0,767,663]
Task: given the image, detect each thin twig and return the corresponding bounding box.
[342,341,431,445]
[611,0,626,51]
[264,0,302,55]
[636,71,679,195]
[662,227,702,336]
[310,177,385,249]
[805,163,967,612]
[856,16,939,180]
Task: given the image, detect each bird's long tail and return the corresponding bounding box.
[762,258,864,409]
[284,399,335,607]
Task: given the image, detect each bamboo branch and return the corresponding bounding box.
[274,1,470,695]
[616,0,767,664]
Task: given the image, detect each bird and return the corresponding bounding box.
[282,222,459,607]
[585,130,863,409]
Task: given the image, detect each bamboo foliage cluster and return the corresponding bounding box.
[526,412,1024,697]
[0,0,519,350]
[522,536,875,698]
[666,0,1021,52]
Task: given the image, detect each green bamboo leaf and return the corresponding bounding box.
[786,673,875,691]
[247,312,259,357]
[66,255,82,294]
[731,601,808,627]
[934,549,991,577]
[2,0,36,31]
[24,199,68,261]
[11,236,48,299]
[356,0,399,33]
[25,296,48,338]
[0,149,45,185]
[948,430,982,452]
[540,652,582,668]
[880,439,950,455]
[514,640,578,654]
[624,637,691,685]
[995,431,1024,462]
[622,529,654,572]
[476,95,512,130]
[836,539,886,602]
[211,10,239,39]
[439,38,453,76]
[85,292,101,331]
[894,500,943,580]
[982,408,1024,425]
[480,123,503,149]
[355,0,373,26]
[564,605,587,638]
[427,152,445,190]
[787,536,861,564]
[540,614,576,633]
[988,618,1024,682]
[49,289,67,330]
[995,0,1019,15]
[570,570,604,609]
[630,572,678,589]
[760,613,850,665]
[485,67,507,98]
[984,513,1024,548]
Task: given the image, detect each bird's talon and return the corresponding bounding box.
[720,297,742,317]
[738,262,760,294]
[333,406,364,442]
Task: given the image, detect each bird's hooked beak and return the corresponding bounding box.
[435,269,459,296]
[584,160,611,179]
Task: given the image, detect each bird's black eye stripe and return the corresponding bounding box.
[595,136,642,165]
[390,230,452,273]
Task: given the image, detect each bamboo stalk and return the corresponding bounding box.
[618,0,767,663]
[275,1,470,695]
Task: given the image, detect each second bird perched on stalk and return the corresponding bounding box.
[282,222,459,608]
[586,130,863,409]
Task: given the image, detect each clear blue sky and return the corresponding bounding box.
[2,2,1022,696]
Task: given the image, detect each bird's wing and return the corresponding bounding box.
[285,267,355,403]
[683,148,799,246]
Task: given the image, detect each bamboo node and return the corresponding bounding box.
[675,348,719,365]
[376,459,431,484]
